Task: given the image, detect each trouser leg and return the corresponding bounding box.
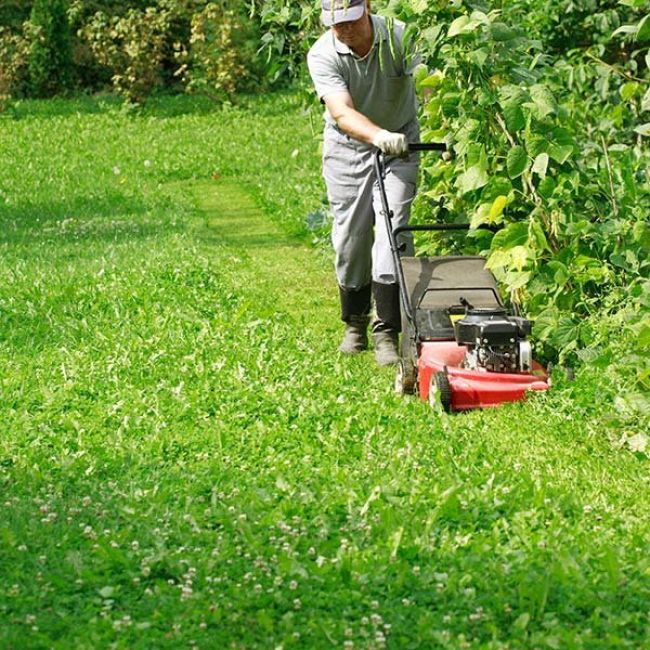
[339,284,371,323]
[323,127,375,353]
[372,281,401,333]
[324,128,375,291]
[371,148,419,287]
[337,284,371,353]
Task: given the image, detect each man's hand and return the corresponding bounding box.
[372,129,408,156]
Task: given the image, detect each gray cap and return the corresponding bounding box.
[321,0,366,27]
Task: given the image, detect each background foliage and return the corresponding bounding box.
[0,0,648,384]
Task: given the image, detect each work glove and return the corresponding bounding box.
[372,129,408,156]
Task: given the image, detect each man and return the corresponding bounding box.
[307,0,420,365]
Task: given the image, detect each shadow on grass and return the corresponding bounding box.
[2,92,223,121]
[0,190,183,247]
[1,90,307,122]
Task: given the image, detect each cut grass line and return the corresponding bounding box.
[190,178,336,321]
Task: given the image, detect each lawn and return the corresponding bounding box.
[0,93,648,649]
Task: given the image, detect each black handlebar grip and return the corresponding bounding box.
[408,142,447,152]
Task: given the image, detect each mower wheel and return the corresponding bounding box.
[428,371,452,413]
[395,359,417,395]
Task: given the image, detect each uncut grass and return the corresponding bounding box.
[0,94,649,649]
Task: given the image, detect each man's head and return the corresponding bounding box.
[320,0,366,27]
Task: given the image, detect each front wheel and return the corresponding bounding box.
[428,370,452,413]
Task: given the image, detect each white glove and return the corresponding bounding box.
[372,129,408,156]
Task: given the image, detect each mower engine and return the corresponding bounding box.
[454,304,533,373]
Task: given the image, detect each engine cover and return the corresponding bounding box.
[454,307,533,373]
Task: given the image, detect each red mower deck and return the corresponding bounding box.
[374,143,550,412]
[418,341,549,411]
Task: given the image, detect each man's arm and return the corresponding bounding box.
[323,91,382,144]
[324,91,408,155]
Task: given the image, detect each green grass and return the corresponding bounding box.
[0,93,648,649]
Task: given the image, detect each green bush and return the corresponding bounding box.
[27,0,73,97]
[256,0,320,86]
[174,2,259,101]
[0,0,31,30]
[79,7,171,104]
[0,25,29,109]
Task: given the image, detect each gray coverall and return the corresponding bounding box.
[307,13,420,331]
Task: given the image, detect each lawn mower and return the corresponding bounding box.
[376,143,549,412]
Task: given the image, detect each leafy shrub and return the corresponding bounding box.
[0,0,32,30]
[173,2,257,101]
[382,3,648,362]
[79,7,171,103]
[0,25,29,109]
[27,0,73,97]
[256,0,320,86]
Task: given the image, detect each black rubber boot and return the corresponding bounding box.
[339,285,371,354]
[372,282,401,365]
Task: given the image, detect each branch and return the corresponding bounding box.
[584,52,646,83]
[600,135,619,218]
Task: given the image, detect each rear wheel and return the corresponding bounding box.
[428,370,452,412]
[395,359,417,395]
[396,311,418,396]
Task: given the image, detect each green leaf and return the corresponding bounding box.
[448,16,469,37]
[642,87,650,112]
[533,307,559,340]
[548,260,569,286]
[456,165,489,194]
[634,123,650,137]
[507,145,528,178]
[409,0,429,14]
[638,322,650,349]
[503,270,531,290]
[514,613,530,630]
[491,221,528,250]
[510,245,531,271]
[529,219,550,251]
[489,195,508,221]
[554,317,580,347]
[502,100,525,132]
[612,24,639,37]
[468,48,489,68]
[485,249,510,270]
[412,63,428,85]
[636,14,650,41]
[469,10,490,24]
[548,144,573,164]
[470,203,491,229]
[490,22,516,41]
[532,153,549,178]
[421,25,443,47]
[530,84,557,117]
[538,176,556,199]
[620,81,640,101]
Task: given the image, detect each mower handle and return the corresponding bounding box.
[393,223,501,236]
[407,142,447,152]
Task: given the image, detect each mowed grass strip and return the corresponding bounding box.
[0,94,648,649]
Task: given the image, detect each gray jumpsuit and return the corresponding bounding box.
[307,14,420,293]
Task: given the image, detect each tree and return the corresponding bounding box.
[27,0,73,97]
